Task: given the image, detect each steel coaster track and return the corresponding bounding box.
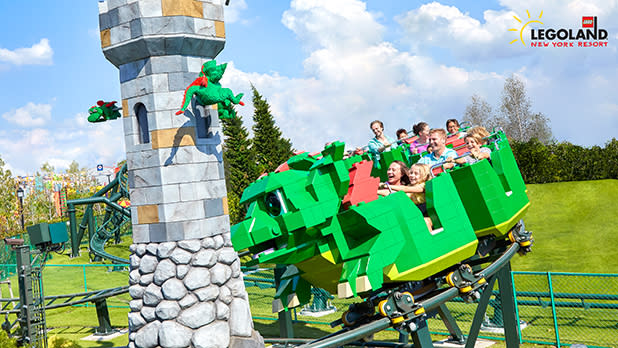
[294,242,522,348]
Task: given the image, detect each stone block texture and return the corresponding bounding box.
[100,0,231,243]
[128,237,263,348]
[99,0,262,346]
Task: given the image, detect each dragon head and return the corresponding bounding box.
[87,106,104,123]
[200,60,226,83]
[231,142,351,266]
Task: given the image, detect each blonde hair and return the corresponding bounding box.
[411,163,431,184]
[464,133,484,145]
[467,126,490,142]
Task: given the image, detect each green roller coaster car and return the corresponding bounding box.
[231,131,528,312]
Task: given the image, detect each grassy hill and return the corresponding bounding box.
[510,179,618,273]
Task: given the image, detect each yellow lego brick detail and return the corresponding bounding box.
[151,128,196,149]
[122,99,129,117]
[385,240,478,281]
[100,29,111,48]
[222,196,229,215]
[321,250,335,264]
[137,205,159,224]
[215,20,225,38]
[162,0,203,18]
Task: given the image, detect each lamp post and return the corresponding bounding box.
[16,187,24,231]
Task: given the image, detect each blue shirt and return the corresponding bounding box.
[368,135,398,162]
[418,148,458,166]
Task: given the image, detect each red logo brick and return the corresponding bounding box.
[582,16,594,28]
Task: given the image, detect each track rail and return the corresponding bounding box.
[296,243,521,348]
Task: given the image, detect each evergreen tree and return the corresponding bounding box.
[251,85,293,174]
[222,113,258,224]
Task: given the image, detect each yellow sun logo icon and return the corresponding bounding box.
[509,10,544,46]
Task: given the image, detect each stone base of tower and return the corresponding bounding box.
[127,233,264,348]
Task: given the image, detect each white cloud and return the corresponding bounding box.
[0,39,53,66]
[221,0,504,154]
[2,102,53,127]
[0,113,125,176]
[225,0,248,24]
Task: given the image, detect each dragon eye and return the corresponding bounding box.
[264,192,282,217]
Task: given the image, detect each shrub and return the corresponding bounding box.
[511,138,618,183]
[0,330,17,348]
[48,335,83,348]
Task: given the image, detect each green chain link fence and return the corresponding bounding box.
[0,260,615,347]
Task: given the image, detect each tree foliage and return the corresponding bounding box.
[222,114,258,224]
[463,94,495,130]
[66,160,81,174]
[511,138,618,183]
[497,75,552,143]
[464,75,552,143]
[0,156,19,238]
[251,85,293,174]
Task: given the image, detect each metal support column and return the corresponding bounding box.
[94,299,113,335]
[496,262,519,348]
[410,318,433,347]
[16,246,47,348]
[67,203,79,258]
[465,275,497,348]
[437,303,466,344]
[275,266,294,338]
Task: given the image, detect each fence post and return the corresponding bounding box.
[547,272,561,347]
[83,265,88,293]
[511,271,522,344]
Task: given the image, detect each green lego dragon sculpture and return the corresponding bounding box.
[176,60,245,119]
[87,100,121,123]
[232,141,479,313]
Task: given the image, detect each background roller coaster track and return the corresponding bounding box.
[294,242,522,348]
[0,286,129,315]
[67,164,131,264]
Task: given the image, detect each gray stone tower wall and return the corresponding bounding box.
[98,1,262,347]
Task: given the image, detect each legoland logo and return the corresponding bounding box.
[509,11,608,47]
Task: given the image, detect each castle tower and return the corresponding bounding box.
[98,1,263,347]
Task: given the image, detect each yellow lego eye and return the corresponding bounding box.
[265,192,282,217]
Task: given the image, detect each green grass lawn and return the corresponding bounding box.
[3,179,617,347]
[511,179,618,273]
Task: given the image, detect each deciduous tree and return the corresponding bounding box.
[497,75,552,143]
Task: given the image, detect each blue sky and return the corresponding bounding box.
[1,0,617,175]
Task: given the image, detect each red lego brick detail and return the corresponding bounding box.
[342,160,380,209]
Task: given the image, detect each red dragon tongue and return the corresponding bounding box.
[239,101,245,106]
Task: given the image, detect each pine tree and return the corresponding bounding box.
[251,86,293,174]
[221,114,258,224]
